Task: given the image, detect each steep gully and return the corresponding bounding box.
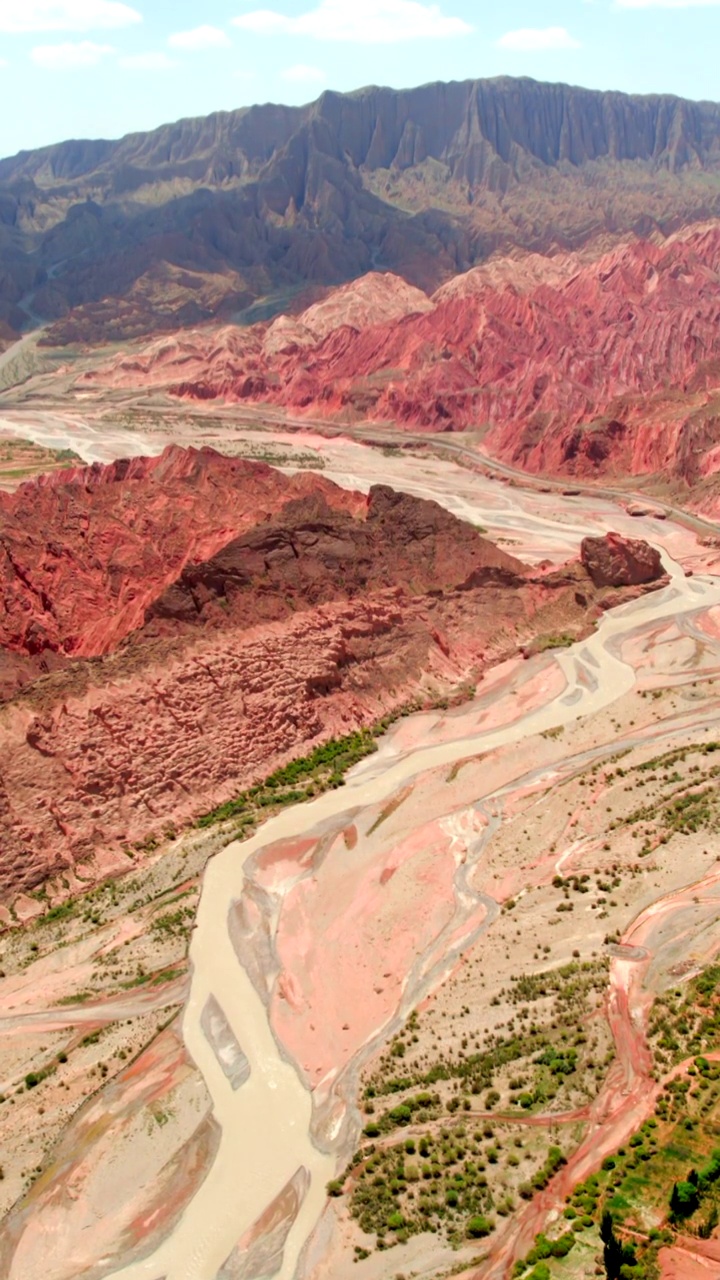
[88,531,720,1280]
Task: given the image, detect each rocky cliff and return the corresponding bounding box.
[581,534,664,588]
[3,77,720,340]
[0,445,362,694]
[0,448,654,907]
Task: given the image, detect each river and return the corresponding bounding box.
[1,411,719,1279]
[102,531,720,1280]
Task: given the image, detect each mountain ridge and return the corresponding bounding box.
[75,220,720,513]
[2,76,719,182]
[4,76,720,342]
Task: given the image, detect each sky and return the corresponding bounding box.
[0,0,720,160]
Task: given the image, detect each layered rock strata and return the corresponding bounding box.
[0,451,663,905]
[84,225,720,507]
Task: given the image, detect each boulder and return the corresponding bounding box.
[581,533,664,588]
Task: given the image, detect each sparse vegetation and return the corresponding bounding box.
[196,727,381,828]
[530,633,576,653]
[196,695,470,832]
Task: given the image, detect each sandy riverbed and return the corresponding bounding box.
[1,412,720,1280]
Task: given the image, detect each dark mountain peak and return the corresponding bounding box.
[2,76,720,343]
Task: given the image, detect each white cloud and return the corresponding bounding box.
[0,1,141,33]
[498,26,581,50]
[281,62,327,83]
[234,8,286,33]
[31,38,113,66]
[233,0,472,42]
[118,50,175,69]
[168,24,231,50]
[616,0,720,6]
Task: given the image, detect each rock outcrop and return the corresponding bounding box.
[581,534,664,588]
[144,483,523,638]
[86,224,720,508]
[0,449,642,906]
[0,445,362,693]
[5,77,720,338]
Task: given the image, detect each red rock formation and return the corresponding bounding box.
[0,448,635,905]
[83,225,720,505]
[0,444,363,689]
[263,273,433,356]
[581,534,664,588]
[143,484,522,640]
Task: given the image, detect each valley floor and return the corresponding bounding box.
[1,414,720,1280]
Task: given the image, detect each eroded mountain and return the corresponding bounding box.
[0,446,663,907]
[4,77,720,340]
[85,225,720,511]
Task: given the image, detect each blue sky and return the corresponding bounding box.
[0,0,719,159]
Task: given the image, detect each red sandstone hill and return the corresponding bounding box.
[0,445,363,693]
[143,483,523,640]
[0,448,663,907]
[84,224,720,505]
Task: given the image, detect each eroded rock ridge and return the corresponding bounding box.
[0,448,661,906]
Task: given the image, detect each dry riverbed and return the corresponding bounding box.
[0,411,720,1280]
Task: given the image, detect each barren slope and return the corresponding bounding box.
[4,77,720,339]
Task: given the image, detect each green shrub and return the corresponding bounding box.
[467,1215,494,1238]
[515,1262,551,1280]
[389,1105,413,1126]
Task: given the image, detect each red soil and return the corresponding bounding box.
[267,815,460,1088]
[659,1236,720,1278]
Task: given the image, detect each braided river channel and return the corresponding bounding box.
[4,419,720,1280]
[101,438,720,1280]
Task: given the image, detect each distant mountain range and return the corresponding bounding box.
[3,76,720,342]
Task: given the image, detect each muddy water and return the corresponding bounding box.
[101,538,720,1280]
[1,413,718,1277]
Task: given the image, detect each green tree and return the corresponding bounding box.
[601,1210,637,1279]
[670,1180,700,1221]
